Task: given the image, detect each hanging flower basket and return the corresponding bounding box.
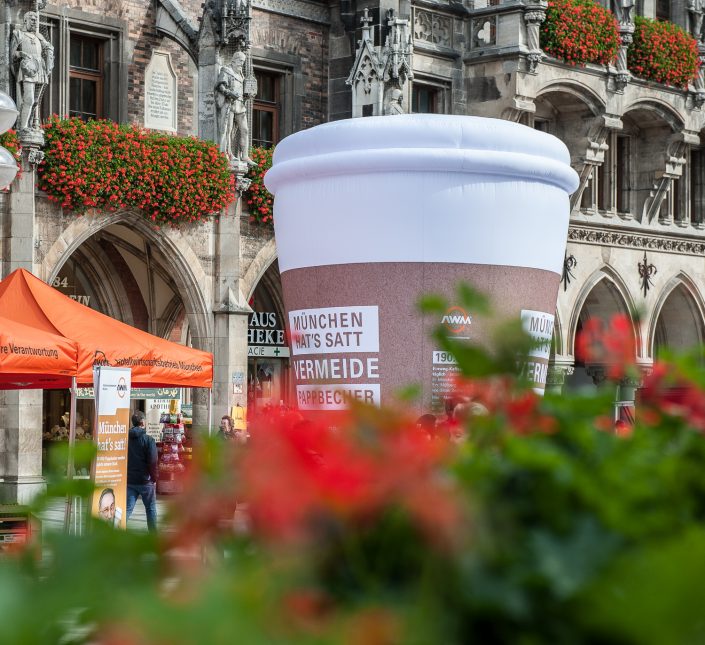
[628,16,700,89]
[38,118,235,226]
[540,0,620,66]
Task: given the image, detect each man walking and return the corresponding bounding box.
[126,410,158,532]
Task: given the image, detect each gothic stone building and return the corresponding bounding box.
[1,0,705,500]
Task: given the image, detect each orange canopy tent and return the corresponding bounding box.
[0,268,212,388]
[0,315,79,389]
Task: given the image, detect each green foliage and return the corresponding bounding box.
[4,286,705,643]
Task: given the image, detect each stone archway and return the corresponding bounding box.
[651,276,705,359]
[243,238,278,301]
[566,272,636,391]
[40,210,212,343]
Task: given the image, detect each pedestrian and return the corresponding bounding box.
[126,410,158,532]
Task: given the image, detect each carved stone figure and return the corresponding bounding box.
[613,0,635,27]
[384,88,404,115]
[215,50,256,167]
[689,0,705,41]
[10,11,54,134]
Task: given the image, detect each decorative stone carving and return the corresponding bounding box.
[689,0,705,41]
[562,254,577,291]
[586,365,607,386]
[413,8,452,48]
[500,95,536,122]
[472,16,496,47]
[612,0,635,27]
[638,251,657,297]
[384,88,404,115]
[9,10,54,146]
[545,363,574,392]
[523,2,547,74]
[643,134,688,224]
[347,8,413,118]
[610,1,634,94]
[251,0,330,25]
[567,226,705,256]
[569,114,622,212]
[220,0,252,49]
[216,50,257,169]
[383,10,413,89]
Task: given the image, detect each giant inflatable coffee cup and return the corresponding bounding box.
[265,115,579,413]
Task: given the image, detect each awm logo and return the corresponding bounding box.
[117,376,128,398]
[441,306,472,334]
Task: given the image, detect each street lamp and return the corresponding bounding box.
[0,91,19,190]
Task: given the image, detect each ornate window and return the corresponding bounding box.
[39,10,124,123]
[252,70,281,148]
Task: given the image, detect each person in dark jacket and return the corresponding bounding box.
[126,410,158,532]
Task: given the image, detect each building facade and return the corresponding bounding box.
[1,0,704,500]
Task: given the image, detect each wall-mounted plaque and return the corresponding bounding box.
[144,51,177,132]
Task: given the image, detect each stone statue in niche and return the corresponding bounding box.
[689,0,705,41]
[384,88,404,115]
[10,10,54,135]
[215,50,257,167]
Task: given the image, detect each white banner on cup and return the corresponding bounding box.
[288,306,379,356]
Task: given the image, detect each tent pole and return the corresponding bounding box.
[207,388,213,437]
[63,377,78,533]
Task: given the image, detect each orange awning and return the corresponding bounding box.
[0,315,79,389]
[0,269,213,388]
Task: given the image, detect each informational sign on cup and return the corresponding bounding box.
[521,309,555,394]
[289,305,381,410]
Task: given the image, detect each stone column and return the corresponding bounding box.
[523,1,547,74]
[211,184,251,431]
[0,151,44,504]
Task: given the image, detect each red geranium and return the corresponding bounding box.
[244,146,274,226]
[541,0,620,67]
[38,117,235,226]
[628,16,700,88]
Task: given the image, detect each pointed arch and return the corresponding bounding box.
[243,238,278,301]
[648,272,705,358]
[567,265,639,356]
[40,210,212,342]
[552,307,564,357]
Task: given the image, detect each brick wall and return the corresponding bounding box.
[252,10,329,131]
[54,0,201,136]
